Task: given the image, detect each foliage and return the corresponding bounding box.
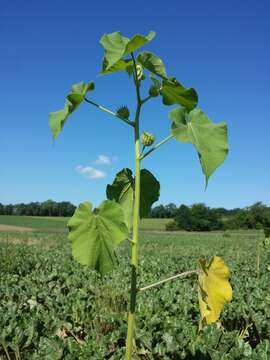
[0,230,269,359]
[68,201,128,275]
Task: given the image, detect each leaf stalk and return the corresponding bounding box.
[84,98,135,127]
[140,134,175,160]
[138,269,200,292]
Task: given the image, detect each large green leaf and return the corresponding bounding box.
[160,78,198,111]
[100,31,155,72]
[170,108,229,185]
[68,200,128,275]
[106,168,160,228]
[106,168,134,230]
[101,58,133,75]
[49,81,94,140]
[140,170,160,217]
[137,51,167,78]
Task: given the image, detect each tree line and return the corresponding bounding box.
[1,200,269,232]
[0,200,76,217]
[149,202,270,231]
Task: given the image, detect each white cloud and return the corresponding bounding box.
[76,165,106,179]
[95,155,111,165]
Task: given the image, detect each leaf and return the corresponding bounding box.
[140,170,160,218]
[100,31,155,72]
[49,81,94,140]
[106,168,134,230]
[106,168,160,228]
[137,51,167,78]
[160,78,198,111]
[170,108,229,185]
[101,58,133,75]
[198,256,233,326]
[68,200,128,275]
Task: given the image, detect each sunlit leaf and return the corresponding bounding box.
[170,108,228,185]
[198,256,233,326]
[68,200,128,275]
[137,51,167,78]
[160,78,198,111]
[101,58,133,75]
[49,81,94,140]
[106,168,160,228]
[100,31,155,72]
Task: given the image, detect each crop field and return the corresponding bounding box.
[0,216,169,233]
[0,218,270,359]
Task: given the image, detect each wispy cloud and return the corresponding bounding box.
[95,155,111,165]
[76,165,106,179]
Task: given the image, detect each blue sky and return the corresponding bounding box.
[1,0,269,209]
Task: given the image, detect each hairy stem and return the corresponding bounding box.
[84,98,135,127]
[125,53,142,360]
[140,134,175,160]
[138,269,200,292]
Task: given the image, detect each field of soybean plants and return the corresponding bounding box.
[1,223,269,359]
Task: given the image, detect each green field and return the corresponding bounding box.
[0,215,170,232]
[0,218,269,359]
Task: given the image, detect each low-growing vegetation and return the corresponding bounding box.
[0,228,269,359]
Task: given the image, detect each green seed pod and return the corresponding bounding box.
[136,64,143,80]
[141,132,155,147]
[149,85,159,97]
[116,105,130,119]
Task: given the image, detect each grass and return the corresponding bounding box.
[0,215,171,232]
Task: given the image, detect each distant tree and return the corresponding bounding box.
[150,205,167,218]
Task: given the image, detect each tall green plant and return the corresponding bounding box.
[49,31,232,359]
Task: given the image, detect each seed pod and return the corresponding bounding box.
[141,132,155,147]
[116,106,130,119]
[149,85,159,97]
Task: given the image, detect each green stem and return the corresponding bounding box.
[138,269,200,292]
[141,95,152,105]
[84,98,135,127]
[125,53,142,360]
[140,134,175,160]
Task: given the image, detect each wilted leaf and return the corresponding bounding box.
[198,256,232,326]
[170,108,228,185]
[106,168,160,228]
[68,200,128,275]
[137,51,167,78]
[160,77,198,111]
[49,81,94,140]
[100,31,155,72]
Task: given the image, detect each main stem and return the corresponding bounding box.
[125,54,141,359]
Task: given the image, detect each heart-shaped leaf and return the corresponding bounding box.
[198,256,232,326]
[106,168,134,230]
[106,168,160,229]
[49,81,94,140]
[68,200,128,275]
[137,51,167,79]
[100,31,155,72]
[170,108,228,185]
[161,78,198,111]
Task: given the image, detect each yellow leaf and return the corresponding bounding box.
[198,256,232,326]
